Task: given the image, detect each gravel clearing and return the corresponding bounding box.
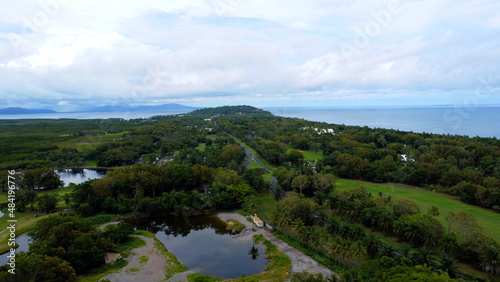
[101,235,168,282]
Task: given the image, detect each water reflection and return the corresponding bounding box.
[128,215,269,278]
[248,246,260,260]
[56,169,107,186]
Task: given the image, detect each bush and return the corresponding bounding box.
[105,222,134,244]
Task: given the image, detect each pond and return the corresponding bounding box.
[128,215,269,278]
[0,234,33,266]
[56,168,107,186]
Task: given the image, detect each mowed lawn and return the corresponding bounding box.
[336,179,500,243]
[286,148,323,161]
[0,186,74,205]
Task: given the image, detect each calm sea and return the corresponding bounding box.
[265,106,500,138]
[1,106,499,138]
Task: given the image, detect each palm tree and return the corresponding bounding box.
[326,217,340,234]
[441,232,458,256]
[350,224,366,241]
[395,244,412,261]
[271,183,286,201]
[377,244,396,259]
[292,219,305,235]
[377,213,393,236]
[480,245,500,275]
[413,247,435,267]
[404,224,423,246]
[300,227,318,250]
[275,214,292,228]
[392,219,405,237]
[316,209,328,229]
[327,193,339,211]
[351,241,367,263]
[361,207,377,230]
[439,253,459,278]
[363,232,380,259]
[344,201,358,221]
[422,228,440,250]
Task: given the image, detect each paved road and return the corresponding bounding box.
[215,119,277,188]
[215,120,275,171]
[243,148,276,172]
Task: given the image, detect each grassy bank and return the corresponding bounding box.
[225,234,291,282]
[336,179,500,242]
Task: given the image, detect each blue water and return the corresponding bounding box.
[265,106,500,138]
[0,106,498,138]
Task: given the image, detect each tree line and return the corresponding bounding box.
[216,113,500,211]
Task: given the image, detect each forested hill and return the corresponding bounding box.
[189,105,272,116]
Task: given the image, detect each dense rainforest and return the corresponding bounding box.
[1,105,499,281]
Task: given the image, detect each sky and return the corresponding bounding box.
[0,0,499,111]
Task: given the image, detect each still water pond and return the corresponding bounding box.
[128,215,269,278]
[56,168,107,186]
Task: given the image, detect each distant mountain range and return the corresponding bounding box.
[89,103,196,112]
[0,103,197,115]
[0,107,57,114]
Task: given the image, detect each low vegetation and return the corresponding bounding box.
[225,218,246,232]
[1,106,499,280]
[154,238,189,279]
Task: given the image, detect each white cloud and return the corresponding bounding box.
[0,0,499,108]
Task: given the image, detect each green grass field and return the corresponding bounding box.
[286,148,323,161]
[336,179,500,242]
[256,193,277,221]
[0,186,73,205]
[247,160,263,170]
[57,131,130,152]
[195,143,206,152]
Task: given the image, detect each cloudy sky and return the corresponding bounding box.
[1,0,499,111]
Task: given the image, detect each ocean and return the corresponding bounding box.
[265,106,500,138]
[1,106,499,138]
